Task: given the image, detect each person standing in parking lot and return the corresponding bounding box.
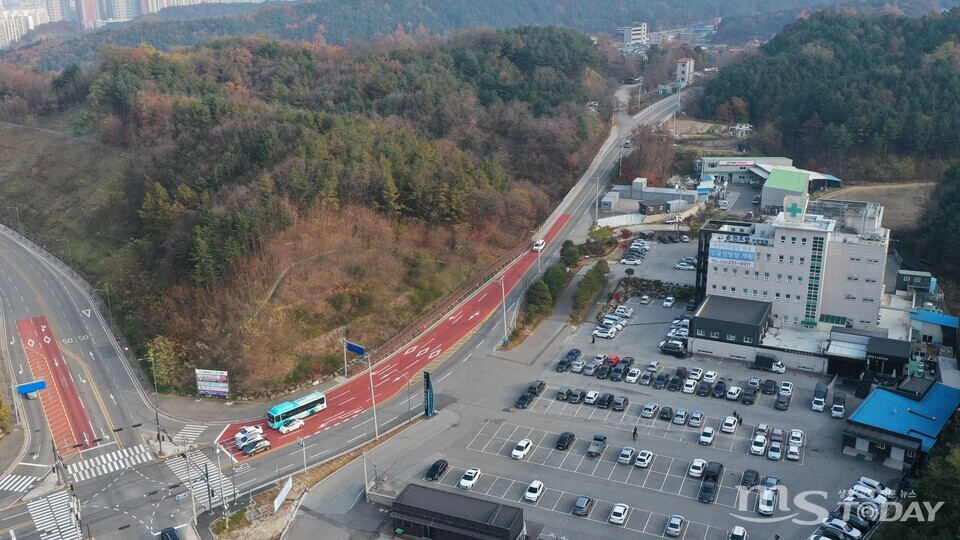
[632,427,638,440]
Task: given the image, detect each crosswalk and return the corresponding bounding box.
[0,474,40,492]
[165,449,235,507]
[172,424,206,445]
[27,489,81,540]
[65,444,153,482]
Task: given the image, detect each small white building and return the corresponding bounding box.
[676,58,695,87]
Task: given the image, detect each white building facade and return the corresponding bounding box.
[703,195,888,331]
[0,7,48,48]
[616,23,648,45]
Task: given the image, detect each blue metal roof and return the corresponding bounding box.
[911,309,960,329]
[849,383,960,452]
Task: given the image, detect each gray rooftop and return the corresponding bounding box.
[694,295,771,326]
[393,484,523,530]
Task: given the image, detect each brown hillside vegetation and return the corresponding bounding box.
[160,202,523,394]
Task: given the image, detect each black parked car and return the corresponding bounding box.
[667,376,683,391]
[566,348,583,361]
[653,373,669,389]
[740,469,760,488]
[610,365,627,381]
[675,366,689,379]
[556,431,576,450]
[515,392,535,409]
[568,389,586,404]
[659,406,674,420]
[741,387,758,405]
[711,380,728,398]
[697,382,713,396]
[597,393,615,409]
[686,299,697,311]
[620,356,636,368]
[698,480,719,503]
[555,387,572,400]
[556,357,572,372]
[762,379,778,395]
[669,236,680,243]
[596,365,611,379]
[612,396,630,411]
[775,394,792,410]
[424,459,448,481]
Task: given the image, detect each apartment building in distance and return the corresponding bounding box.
[616,23,648,45]
[676,57,694,87]
[695,194,889,331]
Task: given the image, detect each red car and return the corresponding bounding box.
[604,355,621,367]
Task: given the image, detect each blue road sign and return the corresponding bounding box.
[16,380,46,395]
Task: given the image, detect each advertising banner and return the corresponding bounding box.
[196,369,229,397]
[708,242,756,268]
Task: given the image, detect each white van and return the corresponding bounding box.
[848,484,887,504]
[857,476,896,499]
[717,200,729,210]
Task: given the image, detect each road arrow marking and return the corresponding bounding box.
[468,311,480,320]
[81,309,91,317]
[18,364,22,375]
[110,394,116,405]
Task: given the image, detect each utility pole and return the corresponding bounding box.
[366,356,379,441]
[184,451,197,526]
[216,444,227,522]
[205,463,213,514]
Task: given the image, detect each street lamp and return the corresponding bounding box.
[5,206,20,230]
[215,444,227,522]
[493,275,509,345]
[365,356,379,441]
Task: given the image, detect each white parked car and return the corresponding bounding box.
[640,402,659,418]
[663,297,675,308]
[698,427,716,446]
[614,306,635,318]
[750,435,768,455]
[857,476,896,498]
[688,411,704,428]
[584,391,600,405]
[786,445,801,461]
[634,450,654,468]
[675,262,695,271]
[767,441,784,461]
[608,503,629,525]
[721,416,739,434]
[758,489,777,515]
[703,371,719,383]
[523,480,544,502]
[789,429,805,448]
[458,468,482,490]
[726,386,743,401]
[593,326,617,339]
[682,379,698,394]
[821,518,862,539]
[688,458,707,478]
[279,418,304,434]
[639,295,652,304]
[512,439,533,459]
[532,239,545,251]
[236,430,264,449]
[625,368,642,383]
[620,257,642,265]
[688,368,703,380]
[779,381,794,396]
[667,328,689,339]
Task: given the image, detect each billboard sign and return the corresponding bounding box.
[195,369,229,397]
[17,380,46,395]
[709,242,756,268]
[718,160,755,167]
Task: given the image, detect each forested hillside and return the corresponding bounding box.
[9,0,852,71]
[712,0,960,44]
[701,10,960,167]
[0,27,607,394]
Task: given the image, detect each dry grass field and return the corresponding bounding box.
[817,182,933,233]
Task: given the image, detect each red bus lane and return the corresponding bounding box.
[219,216,571,460]
[18,315,98,457]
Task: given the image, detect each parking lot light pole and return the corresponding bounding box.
[215,444,227,521]
[400,372,413,424]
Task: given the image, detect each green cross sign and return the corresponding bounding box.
[786,202,803,217]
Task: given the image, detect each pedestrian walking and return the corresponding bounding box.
[592,335,596,344]
[632,427,638,441]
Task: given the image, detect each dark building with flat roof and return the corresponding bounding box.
[392,484,526,540]
[690,295,772,346]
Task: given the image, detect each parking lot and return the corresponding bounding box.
[609,235,699,285]
[381,220,887,540]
